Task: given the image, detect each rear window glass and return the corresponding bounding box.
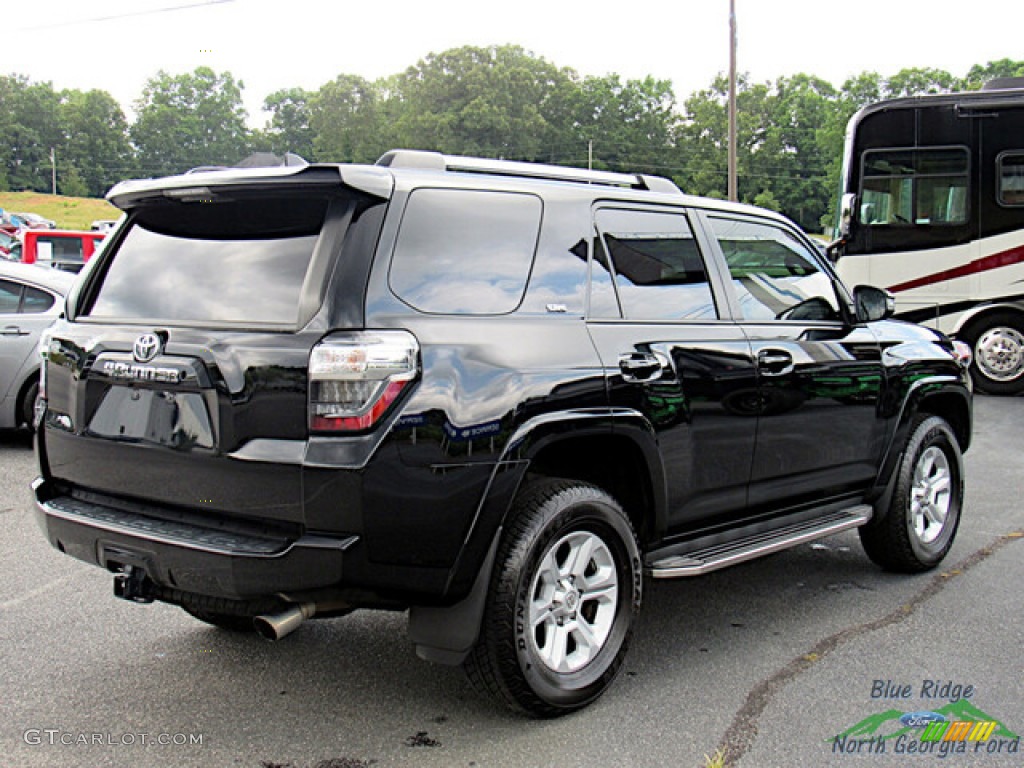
[36,235,85,263]
[84,196,328,325]
[389,189,541,315]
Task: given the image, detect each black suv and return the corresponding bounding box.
[33,151,972,716]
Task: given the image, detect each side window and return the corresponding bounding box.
[860,147,969,226]
[998,152,1024,207]
[709,216,841,322]
[22,286,55,314]
[594,208,718,321]
[389,189,541,315]
[0,279,23,314]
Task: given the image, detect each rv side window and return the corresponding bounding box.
[860,148,969,226]
[997,152,1024,207]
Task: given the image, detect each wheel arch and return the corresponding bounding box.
[951,300,1024,338]
[409,410,665,666]
[872,377,971,504]
[14,368,40,429]
[521,415,666,547]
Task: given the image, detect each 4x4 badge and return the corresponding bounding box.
[133,333,161,363]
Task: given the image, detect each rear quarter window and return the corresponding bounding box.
[389,188,542,315]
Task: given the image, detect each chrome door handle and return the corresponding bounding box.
[757,349,794,376]
[618,352,668,383]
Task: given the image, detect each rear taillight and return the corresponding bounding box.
[309,331,419,433]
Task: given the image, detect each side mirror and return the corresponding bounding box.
[838,193,856,238]
[825,238,845,263]
[853,285,895,323]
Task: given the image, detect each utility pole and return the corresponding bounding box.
[727,0,738,202]
[50,147,57,195]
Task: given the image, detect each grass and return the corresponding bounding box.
[0,191,119,231]
[703,748,728,768]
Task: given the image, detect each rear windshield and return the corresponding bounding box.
[83,195,329,326]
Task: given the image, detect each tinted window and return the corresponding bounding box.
[389,189,541,315]
[36,235,84,263]
[0,279,22,313]
[998,152,1024,206]
[22,286,55,313]
[709,216,840,322]
[595,208,717,321]
[860,147,969,225]
[84,196,328,325]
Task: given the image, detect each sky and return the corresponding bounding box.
[3,0,1022,127]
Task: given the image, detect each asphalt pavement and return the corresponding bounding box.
[0,395,1021,768]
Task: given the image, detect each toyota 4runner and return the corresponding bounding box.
[33,150,972,716]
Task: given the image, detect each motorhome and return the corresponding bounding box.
[831,78,1024,394]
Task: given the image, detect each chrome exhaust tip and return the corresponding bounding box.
[253,602,316,641]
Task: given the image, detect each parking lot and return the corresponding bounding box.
[1,395,1021,768]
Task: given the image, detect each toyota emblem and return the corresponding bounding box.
[133,333,162,363]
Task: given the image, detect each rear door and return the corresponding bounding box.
[40,183,379,526]
[586,205,758,532]
[701,213,886,511]
[0,278,60,403]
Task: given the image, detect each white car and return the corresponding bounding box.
[0,263,75,430]
[12,212,57,230]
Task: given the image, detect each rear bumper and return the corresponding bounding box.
[32,478,355,600]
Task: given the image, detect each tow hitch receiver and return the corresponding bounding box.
[113,566,155,604]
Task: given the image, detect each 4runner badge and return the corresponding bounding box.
[133,333,161,363]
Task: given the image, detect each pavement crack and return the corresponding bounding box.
[709,530,1023,768]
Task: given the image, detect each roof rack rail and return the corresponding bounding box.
[376,149,680,194]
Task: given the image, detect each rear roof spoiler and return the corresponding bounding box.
[107,164,394,210]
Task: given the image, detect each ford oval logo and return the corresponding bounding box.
[900,711,946,729]
[133,333,162,363]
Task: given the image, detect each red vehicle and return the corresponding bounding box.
[13,230,106,273]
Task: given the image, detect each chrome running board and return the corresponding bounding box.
[647,505,872,579]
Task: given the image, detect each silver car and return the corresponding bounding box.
[0,263,75,429]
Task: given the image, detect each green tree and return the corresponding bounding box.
[884,67,956,98]
[131,67,250,177]
[309,74,387,163]
[961,59,1024,90]
[769,74,841,232]
[263,87,315,159]
[388,45,576,160]
[60,89,134,195]
[677,74,778,207]
[59,164,89,197]
[569,74,679,174]
[0,75,62,192]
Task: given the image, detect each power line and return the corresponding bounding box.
[14,0,235,32]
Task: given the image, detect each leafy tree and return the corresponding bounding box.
[59,89,134,195]
[0,75,62,192]
[59,164,89,197]
[131,67,250,176]
[768,74,841,231]
[388,45,576,161]
[961,59,1024,90]
[676,74,777,208]
[263,87,315,159]
[568,74,679,174]
[309,74,387,163]
[884,67,956,98]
